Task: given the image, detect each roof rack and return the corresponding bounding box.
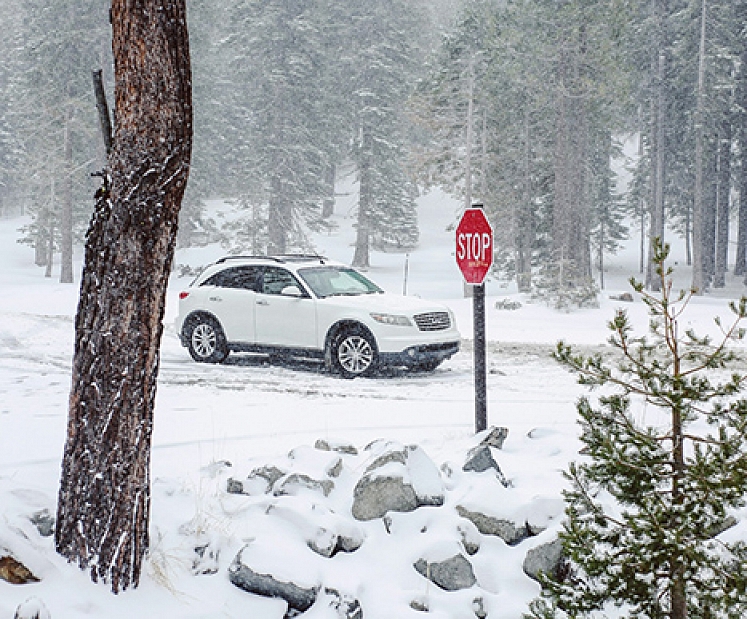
[215,255,283,264]
[214,254,328,265]
[272,254,328,263]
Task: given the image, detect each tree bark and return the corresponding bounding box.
[268,176,289,254]
[691,0,708,294]
[352,127,373,268]
[92,69,113,156]
[516,105,533,293]
[321,163,335,219]
[714,120,730,288]
[55,0,192,593]
[59,103,74,284]
[646,0,668,291]
[737,3,747,277]
[552,27,590,284]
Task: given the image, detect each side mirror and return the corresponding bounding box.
[281,285,303,297]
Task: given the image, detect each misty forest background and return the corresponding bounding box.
[1,0,746,301]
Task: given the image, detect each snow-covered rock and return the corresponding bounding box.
[229,545,319,613]
[304,588,363,619]
[13,597,50,619]
[478,426,509,450]
[414,553,477,591]
[455,505,533,546]
[523,538,565,584]
[351,443,444,521]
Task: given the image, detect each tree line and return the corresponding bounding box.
[1,0,746,298]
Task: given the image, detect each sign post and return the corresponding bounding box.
[455,205,493,433]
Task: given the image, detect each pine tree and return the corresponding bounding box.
[348,0,424,267]
[223,0,332,255]
[589,133,629,290]
[175,0,227,249]
[0,0,24,217]
[529,239,747,618]
[14,0,108,281]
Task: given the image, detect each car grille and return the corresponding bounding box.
[414,312,451,332]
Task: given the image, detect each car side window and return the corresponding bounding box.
[201,266,260,291]
[261,267,303,296]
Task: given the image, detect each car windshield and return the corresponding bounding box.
[298,266,383,298]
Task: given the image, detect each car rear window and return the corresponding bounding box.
[201,266,261,291]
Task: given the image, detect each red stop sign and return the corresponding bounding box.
[456,208,493,284]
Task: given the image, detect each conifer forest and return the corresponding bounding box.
[1,0,747,298]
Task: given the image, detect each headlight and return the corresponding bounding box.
[370,312,412,327]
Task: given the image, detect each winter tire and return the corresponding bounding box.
[329,326,378,378]
[185,314,228,363]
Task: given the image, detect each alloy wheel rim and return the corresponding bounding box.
[338,335,373,374]
[192,324,216,357]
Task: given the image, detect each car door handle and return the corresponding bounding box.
[209,296,222,302]
[256,299,269,306]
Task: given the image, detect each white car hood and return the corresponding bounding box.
[318,292,449,316]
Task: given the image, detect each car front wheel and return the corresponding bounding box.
[329,326,378,378]
[185,315,228,363]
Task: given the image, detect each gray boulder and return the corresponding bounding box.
[352,474,418,521]
[456,506,532,546]
[413,554,477,591]
[227,464,286,495]
[457,520,481,555]
[315,439,358,456]
[192,540,219,576]
[479,426,509,450]
[29,510,55,538]
[273,473,334,498]
[523,538,565,584]
[229,547,318,612]
[312,588,363,619]
[306,525,364,558]
[352,445,444,521]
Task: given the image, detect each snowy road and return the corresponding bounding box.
[0,308,587,491]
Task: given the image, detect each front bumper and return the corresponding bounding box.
[379,341,460,367]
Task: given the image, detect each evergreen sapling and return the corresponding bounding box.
[528,240,747,619]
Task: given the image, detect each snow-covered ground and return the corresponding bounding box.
[1,184,746,619]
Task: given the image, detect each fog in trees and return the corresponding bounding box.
[2,0,747,300]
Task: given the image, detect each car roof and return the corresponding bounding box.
[212,254,343,267]
[187,255,350,287]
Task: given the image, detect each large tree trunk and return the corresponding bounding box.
[60,103,74,284]
[55,0,192,593]
[736,3,747,278]
[646,0,668,291]
[691,0,708,294]
[268,177,289,254]
[515,105,533,293]
[714,119,731,288]
[352,127,373,268]
[552,30,590,284]
[321,163,336,219]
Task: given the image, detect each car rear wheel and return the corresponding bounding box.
[329,326,377,378]
[185,315,228,363]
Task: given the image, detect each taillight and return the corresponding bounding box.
[179,291,190,300]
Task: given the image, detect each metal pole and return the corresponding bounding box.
[403,253,409,296]
[473,281,487,433]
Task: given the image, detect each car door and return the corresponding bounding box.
[200,265,260,343]
[255,266,318,350]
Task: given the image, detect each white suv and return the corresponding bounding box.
[175,255,460,377]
